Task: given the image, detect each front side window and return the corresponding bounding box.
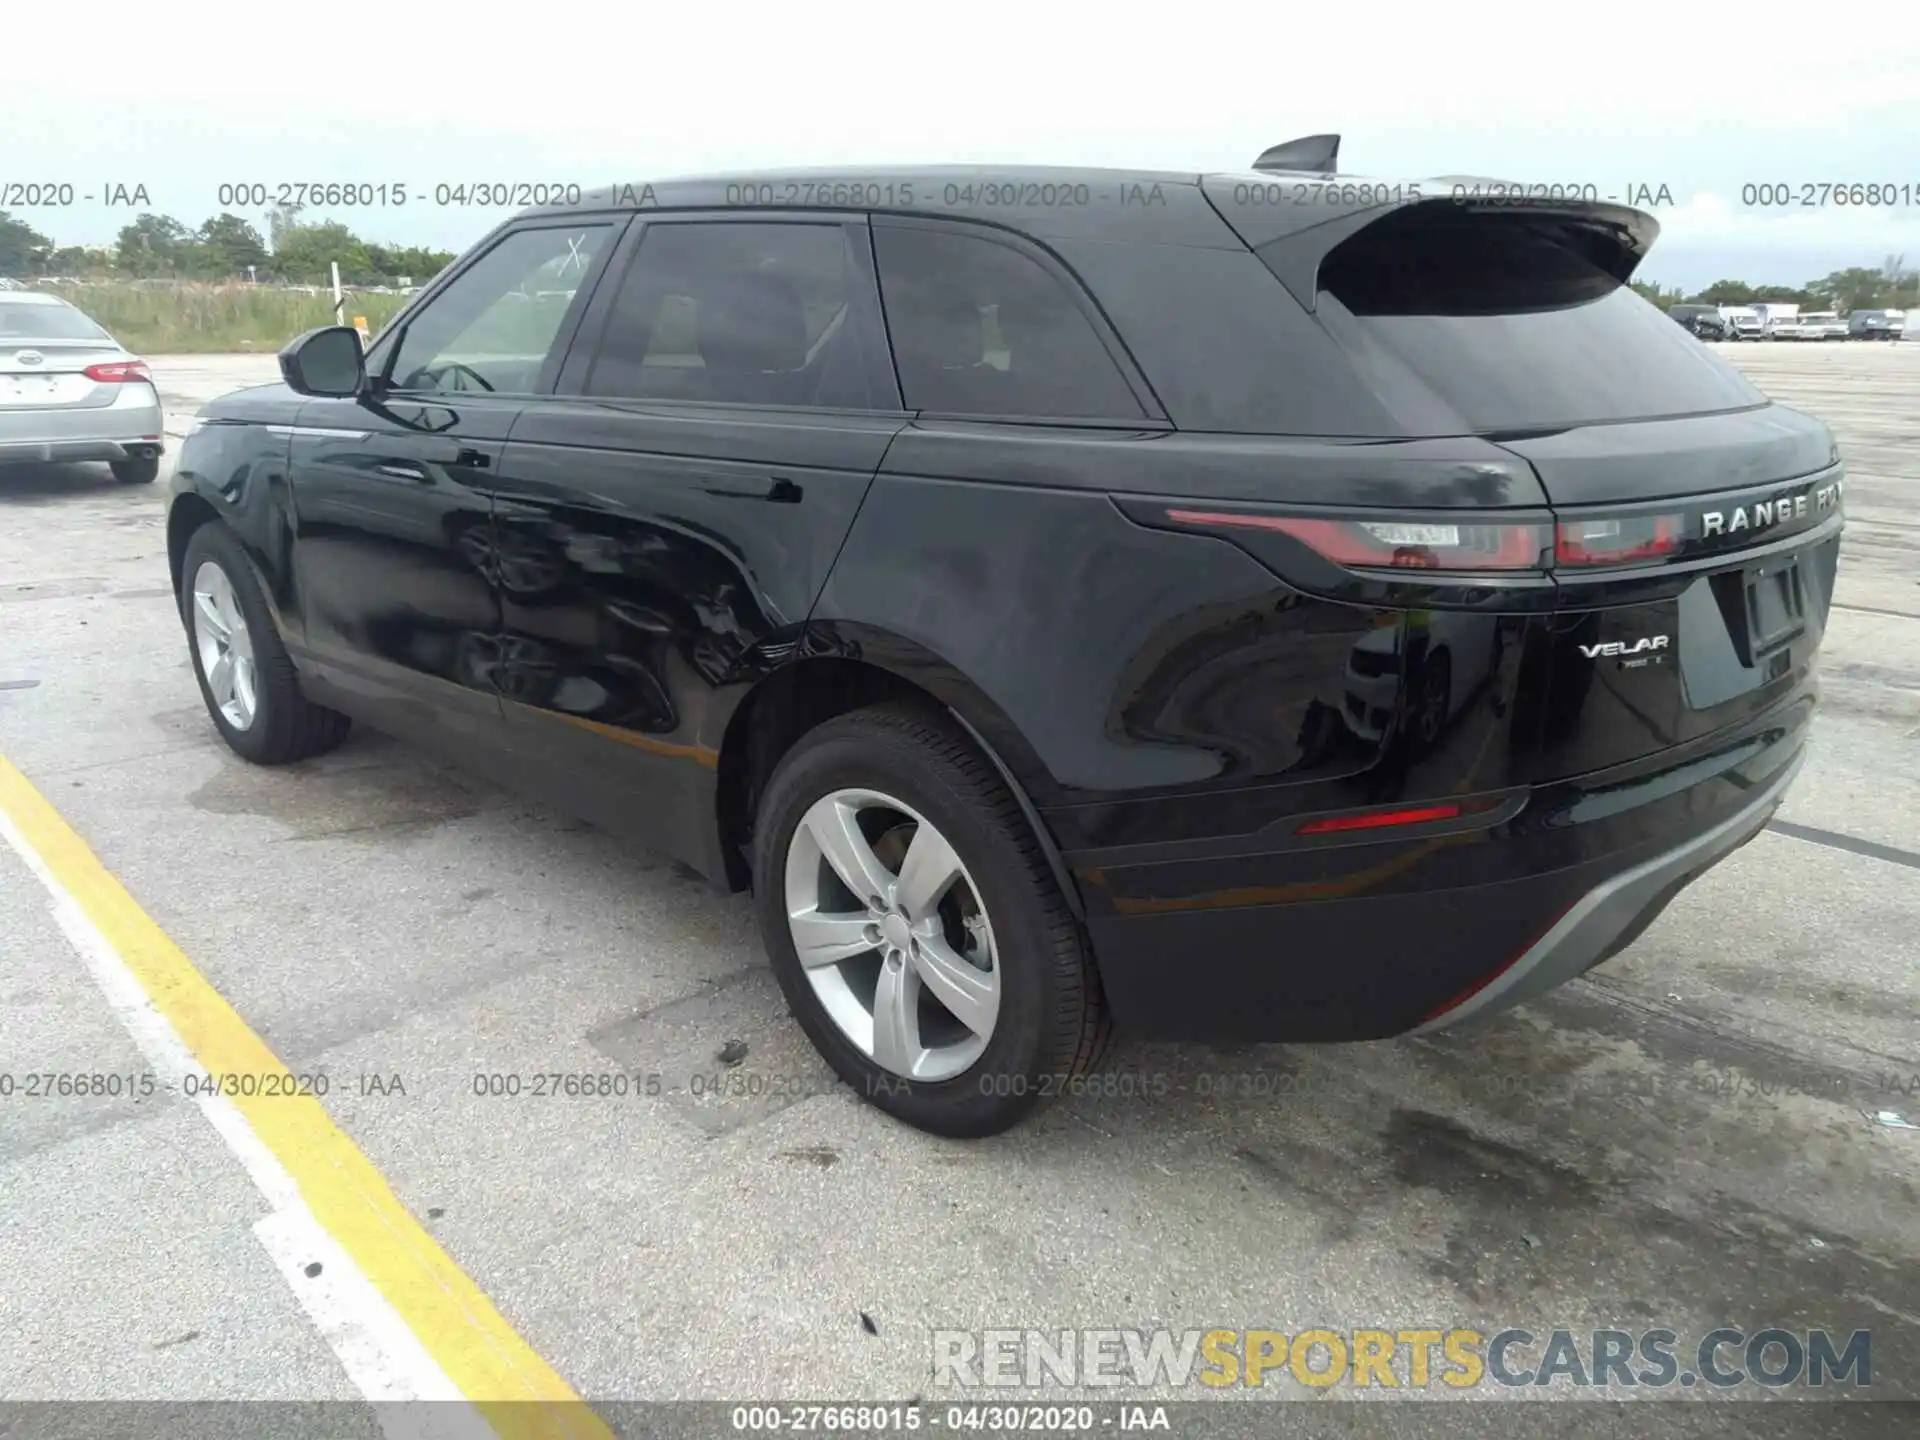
[586,222,878,408]
[872,224,1144,420]
[388,224,611,396]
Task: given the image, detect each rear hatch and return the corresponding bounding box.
[0,301,128,412]
[1202,184,1843,782]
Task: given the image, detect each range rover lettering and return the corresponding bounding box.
[165,141,1842,1136]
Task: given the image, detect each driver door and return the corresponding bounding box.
[286,219,622,754]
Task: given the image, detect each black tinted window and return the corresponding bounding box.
[1308,212,1763,433]
[390,224,610,395]
[587,223,877,408]
[873,225,1143,420]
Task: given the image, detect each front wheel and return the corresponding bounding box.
[181,523,351,764]
[753,703,1111,1137]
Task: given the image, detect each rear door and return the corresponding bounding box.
[1493,422,1839,780]
[1253,195,1843,781]
[489,213,905,875]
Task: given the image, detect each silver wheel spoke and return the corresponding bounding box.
[871,959,921,1076]
[790,910,877,968]
[910,934,999,1039]
[206,651,234,705]
[194,590,228,640]
[804,799,897,906]
[895,823,962,922]
[232,656,257,725]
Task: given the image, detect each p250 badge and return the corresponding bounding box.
[1581,635,1670,667]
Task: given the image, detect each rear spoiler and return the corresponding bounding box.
[1201,176,1661,313]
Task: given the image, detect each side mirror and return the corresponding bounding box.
[278,326,367,398]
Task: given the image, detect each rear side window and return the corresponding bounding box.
[586,222,879,408]
[1307,209,1764,433]
[873,224,1144,420]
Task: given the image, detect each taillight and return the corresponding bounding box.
[83,360,151,383]
[1553,514,1683,567]
[1297,802,1464,836]
[1162,507,1701,573]
[1164,510,1551,571]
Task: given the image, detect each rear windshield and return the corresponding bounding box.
[1299,209,1764,434]
[0,300,112,342]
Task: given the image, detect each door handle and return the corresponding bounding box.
[376,448,490,482]
[701,477,803,503]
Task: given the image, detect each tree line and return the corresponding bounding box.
[0,207,456,287]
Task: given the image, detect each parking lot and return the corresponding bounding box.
[1,344,1916,1421]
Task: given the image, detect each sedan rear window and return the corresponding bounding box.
[1302,209,1764,434]
[0,300,113,342]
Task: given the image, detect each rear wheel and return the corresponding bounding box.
[111,456,159,484]
[753,703,1111,1137]
[182,523,350,764]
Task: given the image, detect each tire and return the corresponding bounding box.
[111,456,160,484]
[181,522,350,764]
[752,701,1112,1137]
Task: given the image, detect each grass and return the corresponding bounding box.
[41,282,413,354]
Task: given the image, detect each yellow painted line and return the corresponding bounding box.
[0,754,611,1440]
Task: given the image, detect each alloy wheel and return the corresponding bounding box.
[783,788,1000,1081]
[191,559,258,731]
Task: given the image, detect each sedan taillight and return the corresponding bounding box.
[83,360,151,383]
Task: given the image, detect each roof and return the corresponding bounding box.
[530,163,1204,215]
[526,164,1236,247]
[522,162,1658,257]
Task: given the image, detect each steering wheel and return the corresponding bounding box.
[416,361,495,393]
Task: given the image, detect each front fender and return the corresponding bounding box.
[167,404,303,645]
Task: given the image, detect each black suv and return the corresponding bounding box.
[166,154,1842,1135]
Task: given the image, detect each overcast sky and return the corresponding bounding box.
[6,1,1918,291]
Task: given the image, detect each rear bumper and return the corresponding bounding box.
[1411,747,1799,1031]
[1067,709,1809,1042]
[0,436,164,465]
[0,386,165,466]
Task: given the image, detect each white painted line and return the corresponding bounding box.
[0,807,495,1438]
